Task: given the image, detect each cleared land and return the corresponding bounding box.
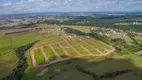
[43,46,57,61]
[34,49,45,65]
[30,35,114,76]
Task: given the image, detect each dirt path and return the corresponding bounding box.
[89,38,111,49]
[70,38,94,56]
[36,68,48,76]
[35,49,115,76]
[85,38,106,52]
[57,42,71,57]
[40,47,49,63]
[33,42,39,50]
[37,37,63,47]
[79,39,104,55]
[104,47,115,55]
[31,35,115,76]
[36,49,115,76]
[33,41,63,51]
[63,38,82,56]
[30,50,37,67]
[49,45,62,60]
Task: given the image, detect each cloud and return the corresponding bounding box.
[28,0,43,2]
[3,2,12,6]
[0,0,142,15]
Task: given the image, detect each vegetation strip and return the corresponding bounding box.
[76,65,132,80]
[72,38,93,55]
[62,38,81,56]
[85,38,105,52]
[36,47,115,75]
[57,42,71,57]
[79,39,102,55]
[49,45,62,60]
[3,41,38,80]
[40,47,49,62]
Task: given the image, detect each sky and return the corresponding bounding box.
[0,0,142,15]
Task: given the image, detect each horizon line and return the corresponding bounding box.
[1,11,142,16]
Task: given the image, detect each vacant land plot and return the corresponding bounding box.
[34,49,45,65]
[52,44,67,58]
[65,39,88,55]
[60,42,70,48]
[90,38,112,50]
[37,35,62,47]
[30,34,114,77]
[65,48,79,56]
[77,40,100,54]
[31,35,114,68]
[83,38,106,52]
[43,46,56,61]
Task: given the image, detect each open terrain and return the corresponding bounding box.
[0,24,141,80]
[30,34,114,76]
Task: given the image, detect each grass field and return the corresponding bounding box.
[42,54,142,80]
[1,25,141,80]
[52,44,67,58]
[0,33,47,79]
[60,42,70,47]
[43,46,57,61]
[65,48,79,56]
[31,34,112,67]
[64,39,88,55]
[34,49,45,65]
[73,26,91,33]
[76,40,100,54]
[83,38,106,52]
[37,35,62,47]
[87,38,112,50]
[70,44,88,55]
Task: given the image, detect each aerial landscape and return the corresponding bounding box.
[0,0,142,80]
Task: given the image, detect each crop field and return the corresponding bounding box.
[30,34,114,77]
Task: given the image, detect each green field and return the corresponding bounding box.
[52,44,67,58]
[41,54,142,80]
[83,38,106,52]
[0,33,47,79]
[66,48,79,56]
[71,44,88,55]
[37,35,62,47]
[43,46,57,61]
[34,49,45,65]
[77,40,100,54]
[64,39,88,55]
[1,24,141,80]
[91,38,112,50]
[60,42,70,47]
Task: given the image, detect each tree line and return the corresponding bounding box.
[3,40,39,80]
[75,65,132,80]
